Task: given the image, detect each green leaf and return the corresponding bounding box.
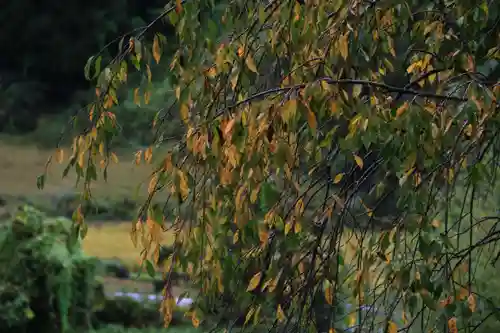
[145,259,156,278]
[93,56,102,79]
[36,174,46,190]
[84,56,95,81]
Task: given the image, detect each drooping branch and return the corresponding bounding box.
[215,75,469,117]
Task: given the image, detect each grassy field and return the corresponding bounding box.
[0,139,156,200]
[82,222,175,268]
[0,139,177,289]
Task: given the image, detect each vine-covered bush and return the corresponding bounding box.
[0,205,104,333]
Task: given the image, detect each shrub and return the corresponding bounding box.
[0,205,103,333]
[93,297,186,329]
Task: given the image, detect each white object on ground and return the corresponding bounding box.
[113,291,194,307]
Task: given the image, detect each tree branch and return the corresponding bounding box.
[214,76,468,117]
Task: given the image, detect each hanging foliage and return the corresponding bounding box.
[41,0,500,332]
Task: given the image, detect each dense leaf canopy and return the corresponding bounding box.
[40,0,500,332]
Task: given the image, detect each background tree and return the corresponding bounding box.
[41,0,500,332]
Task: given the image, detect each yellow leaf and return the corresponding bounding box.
[180,104,189,123]
[179,170,189,200]
[247,272,262,292]
[253,305,261,325]
[245,307,255,325]
[396,102,409,117]
[329,329,335,333]
[148,174,158,194]
[268,277,278,293]
[387,36,396,57]
[325,286,333,305]
[406,61,420,73]
[111,152,119,163]
[295,199,305,216]
[284,221,293,235]
[307,109,317,131]
[56,148,64,164]
[333,173,344,184]
[339,33,349,60]
[348,313,356,327]
[431,219,441,228]
[353,154,363,169]
[352,85,362,98]
[133,88,141,106]
[144,91,151,105]
[276,305,286,323]
[282,99,297,123]
[388,321,397,333]
[78,153,84,169]
[245,55,258,73]
[152,35,161,64]
[233,230,239,244]
[104,95,114,109]
[250,185,260,203]
[294,221,302,233]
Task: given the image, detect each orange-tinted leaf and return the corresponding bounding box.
[448,317,457,333]
[339,33,349,60]
[467,294,476,312]
[388,321,397,333]
[307,108,317,131]
[153,35,161,64]
[224,118,236,136]
[396,102,409,117]
[191,312,200,328]
[145,147,153,164]
[56,148,64,164]
[325,286,333,305]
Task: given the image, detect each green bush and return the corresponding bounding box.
[0,205,103,333]
[93,297,186,329]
